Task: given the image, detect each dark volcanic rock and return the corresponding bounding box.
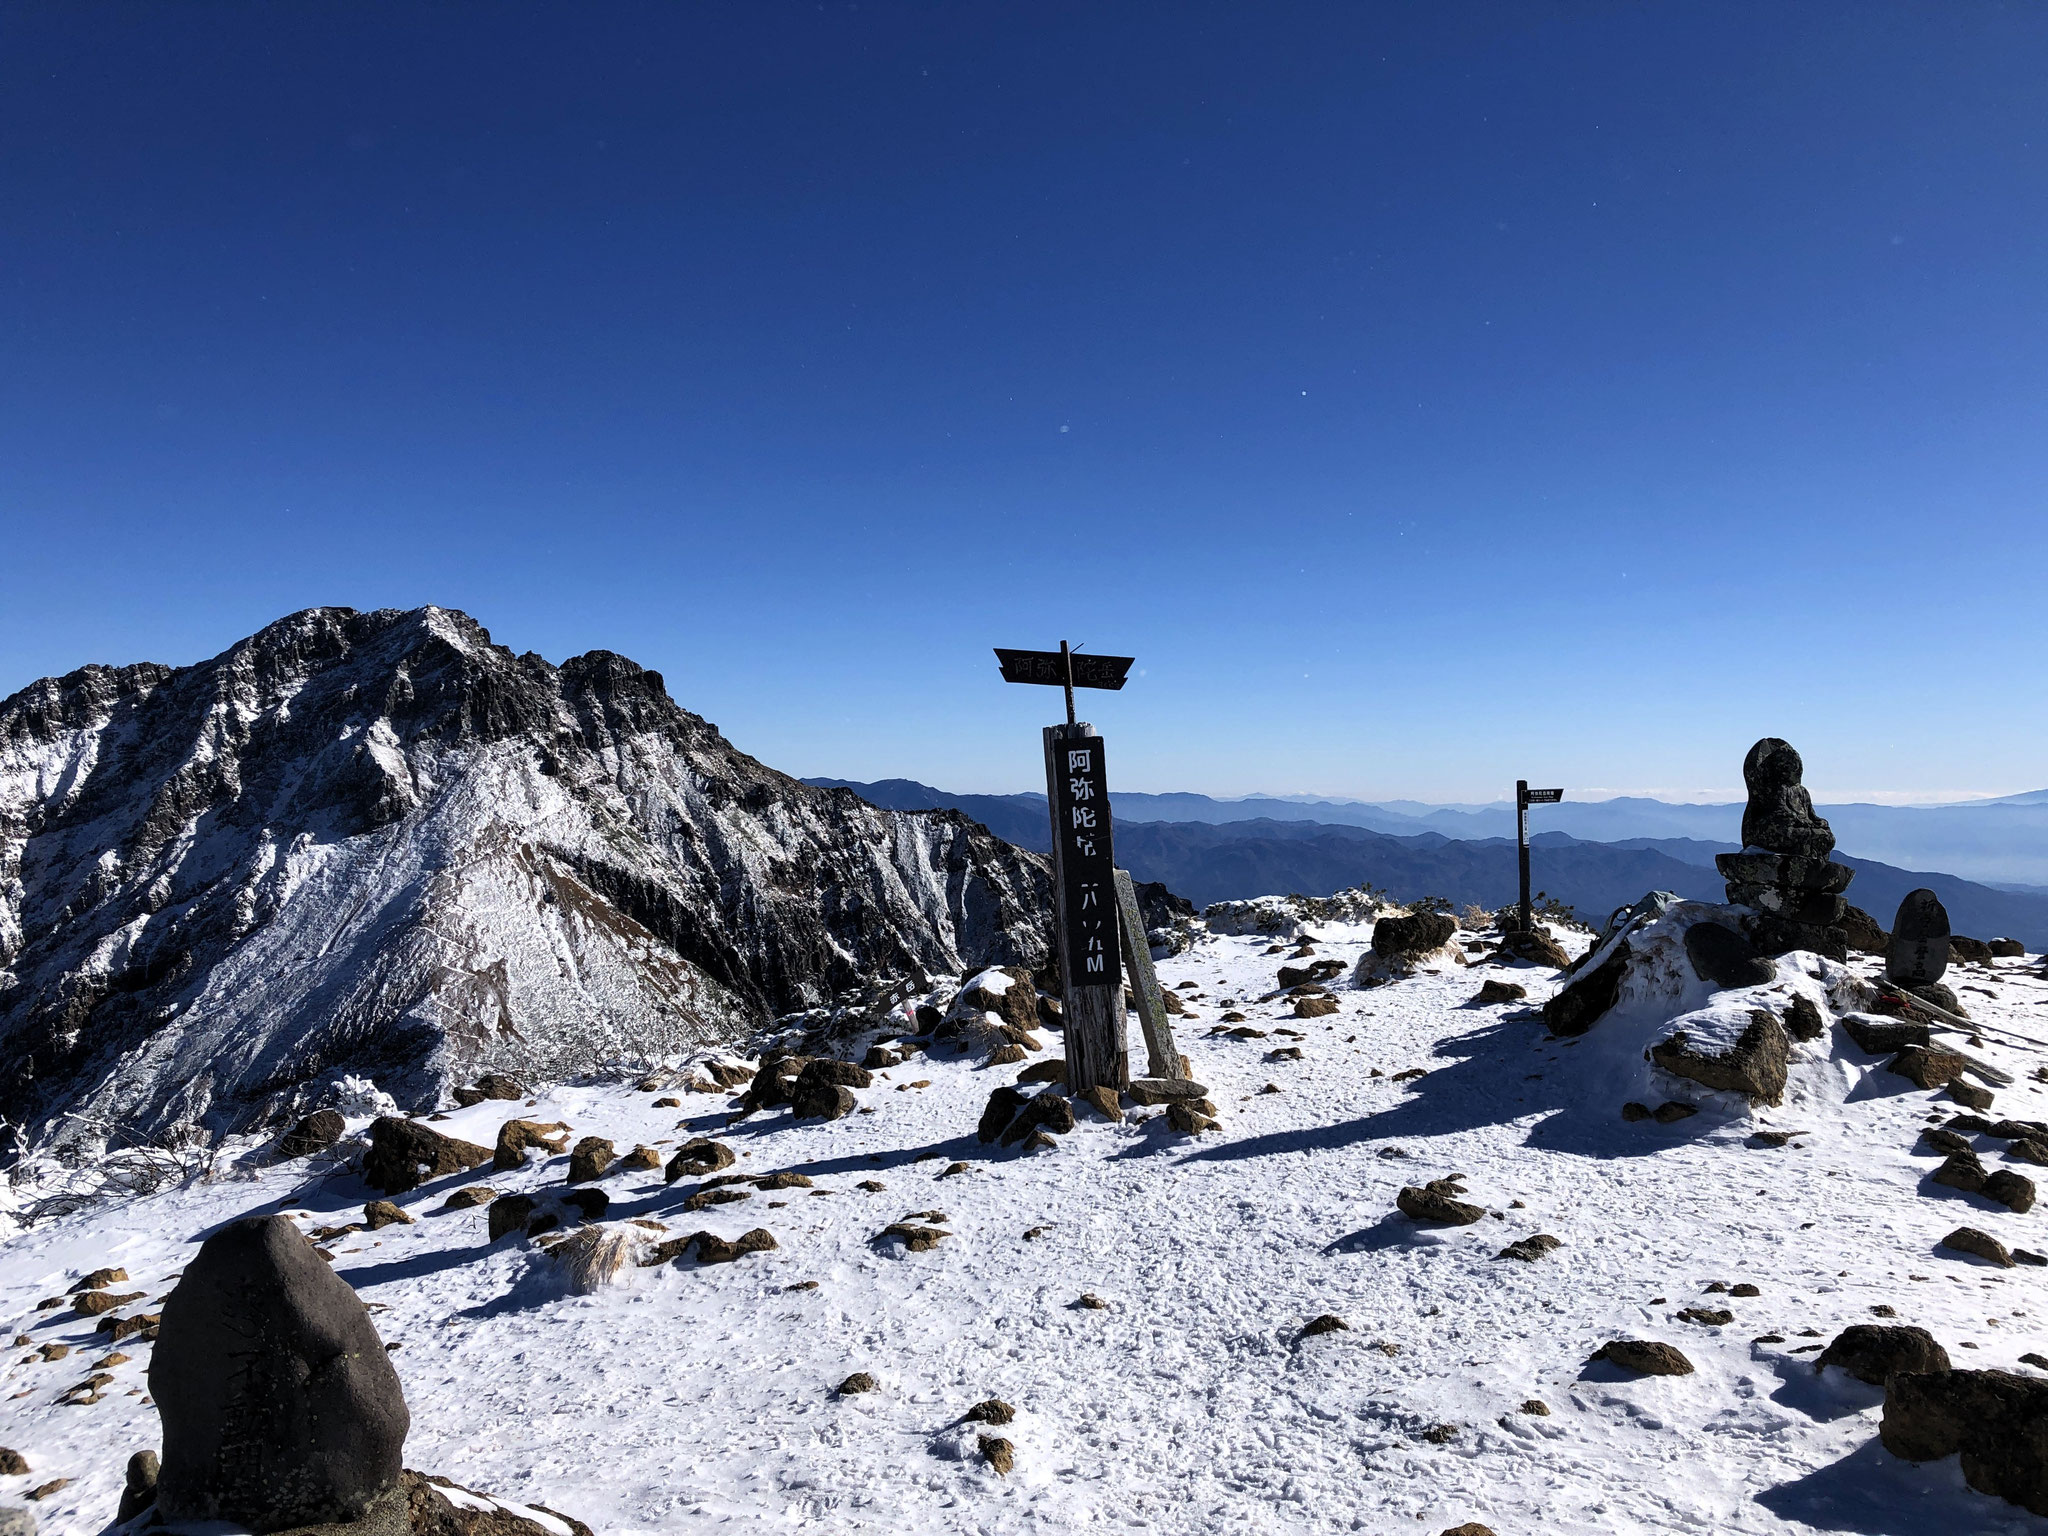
[1598,1340,1695,1376]
[566,1137,615,1184]
[1842,1015,1930,1054]
[151,1214,409,1531]
[1398,1186,1484,1225]
[1683,923,1774,990]
[363,1118,490,1195]
[277,1109,346,1160]
[1840,904,1889,954]
[1891,1047,1969,1091]
[0,606,1052,1150]
[1882,1368,2048,1515]
[1817,1325,1951,1385]
[1543,942,1629,1037]
[1372,911,1456,959]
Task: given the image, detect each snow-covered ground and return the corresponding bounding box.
[7,919,2048,1534]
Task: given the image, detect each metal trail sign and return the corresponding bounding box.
[1516,779,1565,933]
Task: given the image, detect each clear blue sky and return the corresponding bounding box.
[3,3,2043,803]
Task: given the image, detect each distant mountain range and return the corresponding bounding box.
[809,779,2048,948]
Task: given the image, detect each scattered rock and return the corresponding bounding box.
[1519,1400,1550,1416]
[1596,1340,1695,1376]
[862,1046,903,1070]
[655,1229,777,1265]
[1941,1227,2015,1267]
[1892,1046,1970,1091]
[2008,1139,2048,1166]
[1881,1367,2048,1515]
[1933,1149,1990,1193]
[1475,980,1526,1005]
[278,1110,347,1160]
[1166,1102,1218,1134]
[25,1479,68,1501]
[1420,1424,1458,1444]
[1016,1059,1066,1085]
[1300,1314,1349,1338]
[1653,1101,1698,1124]
[1622,1102,1651,1122]
[362,1200,414,1231]
[1990,938,2027,959]
[618,1145,664,1173]
[966,1399,1015,1425]
[1730,1283,1760,1298]
[984,1043,1029,1067]
[791,1059,869,1121]
[363,1118,492,1195]
[1495,1235,1561,1262]
[1782,994,1826,1042]
[439,1186,496,1211]
[875,1224,948,1253]
[1678,1307,1734,1327]
[753,1171,814,1190]
[682,1187,752,1213]
[937,1161,972,1179]
[1984,1170,2037,1214]
[1126,1077,1209,1106]
[664,1138,736,1182]
[486,1195,538,1242]
[491,1119,571,1174]
[1440,1525,1496,1536]
[450,1073,527,1109]
[72,1290,143,1316]
[1079,1085,1122,1123]
[1949,1080,1997,1112]
[1076,1294,1107,1309]
[978,1436,1015,1476]
[1398,1186,1484,1225]
[1543,942,1630,1036]
[68,1267,128,1293]
[151,1214,409,1528]
[566,1138,616,1183]
[1267,1046,1304,1062]
[1496,926,1571,968]
[1293,995,1340,1019]
[1372,911,1456,960]
[1815,1325,1951,1385]
[835,1373,878,1396]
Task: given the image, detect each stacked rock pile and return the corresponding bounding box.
[1714,738,1855,960]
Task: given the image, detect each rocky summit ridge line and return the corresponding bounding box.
[0,606,1050,1154]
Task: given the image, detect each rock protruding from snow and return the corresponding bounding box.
[151,1214,409,1530]
[0,605,1052,1152]
[1882,1368,2048,1516]
[363,1118,491,1195]
[1713,738,1855,959]
[1650,1010,1790,1106]
[1815,1324,1951,1385]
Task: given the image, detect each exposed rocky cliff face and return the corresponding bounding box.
[0,607,1050,1153]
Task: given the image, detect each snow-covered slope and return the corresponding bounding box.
[0,607,1050,1152]
[8,924,2048,1534]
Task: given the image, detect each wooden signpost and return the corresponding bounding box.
[1516,780,1565,933]
[996,642,1176,1094]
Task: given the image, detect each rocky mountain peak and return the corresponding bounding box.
[0,606,1050,1155]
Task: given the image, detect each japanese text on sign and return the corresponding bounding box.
[1051,736,1120,989]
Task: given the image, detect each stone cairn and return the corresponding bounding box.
[1713,738,1855,960]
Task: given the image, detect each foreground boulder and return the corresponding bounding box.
[152,1214,410,1530]
[1596,1340,1694,1376]
[363,1119,492,1195]
[1882,1368,2048,1515]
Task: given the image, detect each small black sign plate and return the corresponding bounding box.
[1049,733,1121,990]
[995,649,1135,690]
[1523,788,1564,805]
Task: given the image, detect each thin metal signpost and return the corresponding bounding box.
[995,643,1173,1094]
[1516,779,1565,933]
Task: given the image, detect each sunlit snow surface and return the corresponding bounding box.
[6,923,2048,1534]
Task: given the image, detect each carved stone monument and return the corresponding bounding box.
[1714,738,1854,959]
[1886,888,1962,1012]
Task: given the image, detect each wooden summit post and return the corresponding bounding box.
[995,642,1139,1096]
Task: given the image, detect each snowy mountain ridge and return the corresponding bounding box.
[0,606,1050,1155]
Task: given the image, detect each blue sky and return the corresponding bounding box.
[3,2,2043,803]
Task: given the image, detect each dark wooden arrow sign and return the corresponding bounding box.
[993,648,1135,690]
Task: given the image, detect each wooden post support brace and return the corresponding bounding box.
[1114,868,1184,1079]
